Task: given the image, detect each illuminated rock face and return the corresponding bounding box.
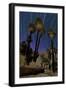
[29,60,36,68]
[29,56,42,68]
[36,56,42,67]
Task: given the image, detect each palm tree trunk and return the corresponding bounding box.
[34,31,39,53]
[51,39,55,72]
[36,33,42,52]
[33,31,39,62]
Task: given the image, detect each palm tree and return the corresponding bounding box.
[25,23,35,65]
[33,17,45,62]
[48,28,56,72]
[20,41,27,55]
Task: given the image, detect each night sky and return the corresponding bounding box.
[19,12,58,53]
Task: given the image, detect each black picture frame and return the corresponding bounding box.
[9,3,65,87]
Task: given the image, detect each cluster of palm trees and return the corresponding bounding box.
[20,17,56,72]
[20,17,45,64]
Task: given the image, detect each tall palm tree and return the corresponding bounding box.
[26,23,35,64]
[48,28,56,72]
[33,17,45,62]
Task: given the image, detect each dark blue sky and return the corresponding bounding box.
[19,12,58,53]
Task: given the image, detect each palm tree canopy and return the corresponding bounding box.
[28,23,35,33]
[35,17,45,33]
[48,28,56,39]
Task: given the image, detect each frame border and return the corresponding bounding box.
[9,3,65,87]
